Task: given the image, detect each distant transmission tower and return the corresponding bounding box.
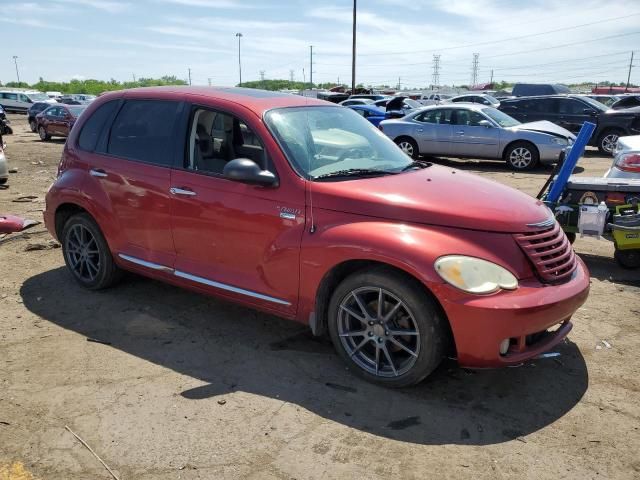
[289,70,295,82]
[470,53,479,87]
[432,55,441,89]
[260,70,265,82]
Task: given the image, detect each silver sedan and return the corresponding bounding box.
[605,135,640,179]
[379,104,575,170]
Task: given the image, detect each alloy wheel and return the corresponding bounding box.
[38,126,47,140]
[601,133,618,154]
[398,141,414,157]
[337,287,420,378]
[509,147,532,169]
[65,224,101,282]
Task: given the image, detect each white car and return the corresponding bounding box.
[0,141,8,185]
[0,90,55,113]
[418,93,453,106]
[605,135,640,179]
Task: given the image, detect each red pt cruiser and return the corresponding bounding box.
[44,87,590,387]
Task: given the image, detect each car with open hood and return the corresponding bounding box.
[379,104,574,170]
[44,86,589,387]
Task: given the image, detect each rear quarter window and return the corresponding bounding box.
[78,100,119,152]
[106,100,180,166]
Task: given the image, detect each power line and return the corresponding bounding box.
[325,12,640,57]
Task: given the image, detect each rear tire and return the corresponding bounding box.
[0,178,7,185]
[38,125,50,141]
[597,129,622,155]
[328,267,446,388]
[29,119,37,132]
[505,141,539,170]
[61,213,123,290]
[395,137,419,159]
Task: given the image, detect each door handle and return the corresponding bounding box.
[417,128,424,132]
[456,131,465,135]
[89,168,107,178]
[170,187,197,196]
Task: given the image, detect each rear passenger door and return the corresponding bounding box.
[412,108,453,155]
[79,99,181,268]
[168,104,303,316]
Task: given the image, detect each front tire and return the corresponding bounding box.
[395,137,419,159]
[505,141,539,170]
[38,125,50,141]
[29,119,37,132]
[328,267,446,388]
[614,249,640,269]
[597,129,622,155]
[61,213,122,290]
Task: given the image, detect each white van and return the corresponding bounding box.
[0,90,55,113]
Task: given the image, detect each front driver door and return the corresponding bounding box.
[450,109,500,158]
[169,104,304,317]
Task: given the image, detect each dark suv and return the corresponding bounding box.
[499,95,640,154]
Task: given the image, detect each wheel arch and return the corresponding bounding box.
[54,203,89,240]
[312,259,455,355]
[502,139,539,160]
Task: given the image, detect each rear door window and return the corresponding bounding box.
[107,100,180,166]
[558,98,586,115]
[78,100,119,152]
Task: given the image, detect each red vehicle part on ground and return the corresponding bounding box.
[43,87,590,387]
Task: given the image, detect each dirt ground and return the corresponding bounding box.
[1,113,639,480]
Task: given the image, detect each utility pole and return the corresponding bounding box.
[470,53,479,88]
[309,45,313,89]
[12,55,20,85]
[132,73,136,82]
[208,77,212,86]
[397,76,401,90]
[235,32,243,86]
[188,68,192,86]
[626,51,635,92]
[490,69,494,85]
[432,54,440,90]
[351,0,357,95]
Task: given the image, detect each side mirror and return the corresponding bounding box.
[223,158,278,187]
[478,119,493,128]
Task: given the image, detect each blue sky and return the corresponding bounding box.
[2,0,639,88]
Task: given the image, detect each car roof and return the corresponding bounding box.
[97,86,331,116]
[418,103,489,111]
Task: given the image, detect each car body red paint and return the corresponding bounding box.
[43,86,590,371]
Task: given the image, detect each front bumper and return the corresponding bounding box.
[539,144,570,164]
[432,256,590,368]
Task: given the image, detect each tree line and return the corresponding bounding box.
[1,76,187,95]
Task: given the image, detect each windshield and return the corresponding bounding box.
[581,96,609,112]
[27,93,49,102]
[403,98,422,109]
[481,107,521,127]
[265,106,414,179]
[68,105,87,116]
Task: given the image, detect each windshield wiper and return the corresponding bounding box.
[401,160,433,171]
[313,168,397,180]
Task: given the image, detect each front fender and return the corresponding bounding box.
[297,209,534,324]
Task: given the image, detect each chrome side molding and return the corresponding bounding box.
[118,253,290,306]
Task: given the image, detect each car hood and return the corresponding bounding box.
[510,120,575,139]
[312,165,551,233]
[386,96,407,111]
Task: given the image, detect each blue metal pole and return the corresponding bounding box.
[546,121,596,204]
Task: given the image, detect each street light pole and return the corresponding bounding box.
[12,55,20,85]
[351,0,357,95]
[235,33,243,87]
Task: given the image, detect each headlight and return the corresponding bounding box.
[434,255,518,294]
[551,137,569,146]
